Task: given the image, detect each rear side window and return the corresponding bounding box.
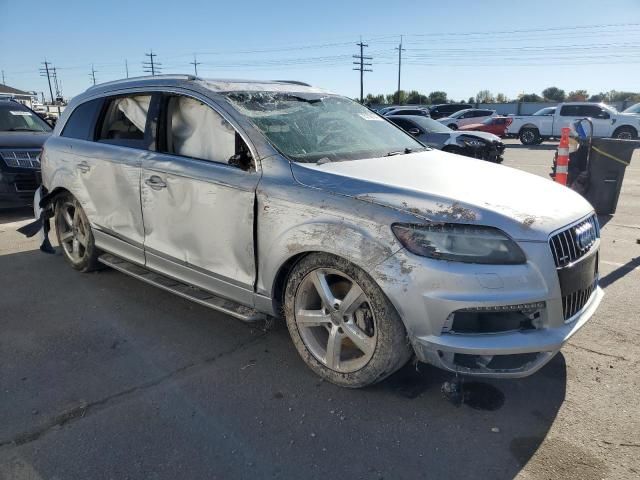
[560,105,579,116]
[159,95,253,170]
[60,99,102,140]
[97,95,152,148]
[389,118,415,130]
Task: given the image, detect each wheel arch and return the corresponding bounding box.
[613,124,638,138]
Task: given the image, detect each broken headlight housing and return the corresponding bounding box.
[457,137,485,148]
[391,223,526,264]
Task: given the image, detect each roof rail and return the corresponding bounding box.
[87,74,198,91]
[272,80,311,87]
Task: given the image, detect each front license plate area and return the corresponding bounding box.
[557,249,598,296]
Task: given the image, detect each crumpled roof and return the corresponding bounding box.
[199,79,329,94]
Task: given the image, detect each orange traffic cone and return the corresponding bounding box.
[555,127,570,186]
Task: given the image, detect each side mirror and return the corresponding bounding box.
[408,128,421,136]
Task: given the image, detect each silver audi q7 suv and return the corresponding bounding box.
[37,75,602,387]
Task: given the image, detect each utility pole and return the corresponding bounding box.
[395,35,405,105]
[125,59,129,78]
[352,39,372,103]
[52,66,61,99]
[1,70,5,85]
[143,50,161,76]
[89,64,97,85]
[190,54,201,76]
[39,60,55,104]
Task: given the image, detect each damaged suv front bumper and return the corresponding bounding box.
[372,238,602,378]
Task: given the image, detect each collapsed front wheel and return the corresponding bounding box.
[284,253,412,388]
[54,194,101,272]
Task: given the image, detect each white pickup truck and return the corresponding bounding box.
[506,102,640,144]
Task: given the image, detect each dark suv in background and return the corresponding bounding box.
[0,100,51,207]
[428,103,473,120]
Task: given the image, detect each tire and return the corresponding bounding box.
[448,123,458,130]
[54,193,101,272]
[519,128,540,145]
[283,253,412,388]
[613,126,637,140]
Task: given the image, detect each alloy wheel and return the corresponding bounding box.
[294,268,377,373]
[57,199,90,263]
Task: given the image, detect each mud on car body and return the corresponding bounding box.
[34,75,603,387]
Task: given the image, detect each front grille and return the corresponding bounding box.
[549,215,599,268]
[562,279,597,320]
[0,150,41,169]
[13,173,39,192]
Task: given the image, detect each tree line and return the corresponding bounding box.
[363,87,640,105]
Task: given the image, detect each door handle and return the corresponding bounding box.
[145,175,167,190]
[76,161,90,173]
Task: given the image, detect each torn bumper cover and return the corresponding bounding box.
[16,185,56,253]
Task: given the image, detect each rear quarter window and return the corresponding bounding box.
[60,99,103,140]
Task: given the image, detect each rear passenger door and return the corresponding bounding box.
[141,92,260,305]
[59,93,151,264]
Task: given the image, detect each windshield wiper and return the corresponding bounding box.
[385,147,417,156]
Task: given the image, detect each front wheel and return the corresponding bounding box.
[54,194,101,272]
[284,253,412,388]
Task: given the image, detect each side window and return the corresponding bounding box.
[390,118,413,130]
[160,95,253,170]
[97,95,152,148]
[560,105,579,116]
[61,99,103,140]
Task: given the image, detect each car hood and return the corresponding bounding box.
[450,130,501,143]
[0,131,51,149]
[291,150,594,241]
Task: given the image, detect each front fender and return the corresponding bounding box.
[255,189,402,298]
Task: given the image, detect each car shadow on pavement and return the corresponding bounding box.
[599,256,640,289]
[505,143,558,151]
[0,206,33,224]
[0,248,568,480]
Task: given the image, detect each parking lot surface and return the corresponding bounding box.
[1,139,639,479]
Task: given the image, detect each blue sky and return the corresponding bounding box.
[1,0,639,101]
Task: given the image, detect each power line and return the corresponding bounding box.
[143,50,161,76]
[190,54,201,76]
[395,35,405,104]
[353,39,372,103]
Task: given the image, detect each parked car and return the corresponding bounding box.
[458,116,513,137]
[0,100,51,207]
[428,103,472,120]
[507,102,640,144]
[437,108,496,130]
[383,107,430,117]
[622,102,640,115]
[387,115,505,162]
[376,106,399,115]
[37,76,603,387]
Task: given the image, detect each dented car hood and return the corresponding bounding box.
[291,149,594,242]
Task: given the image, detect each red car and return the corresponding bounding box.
[458,116,512,137]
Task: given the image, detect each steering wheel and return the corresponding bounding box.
[318,131,350,148]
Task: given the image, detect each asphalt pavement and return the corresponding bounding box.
[0,139,638,479]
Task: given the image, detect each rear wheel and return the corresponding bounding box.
[54,194,101,272]
[519,128,540,145]
[448,123,458,130]
[613,126,637,140]
[284,253,412,388]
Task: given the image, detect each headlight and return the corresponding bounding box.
[391,223,526,264]
[457,137,485,148]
